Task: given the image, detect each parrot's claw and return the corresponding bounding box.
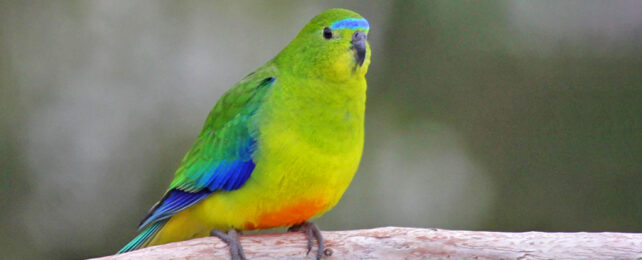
[210,229,246,260]
[288,221,325,260]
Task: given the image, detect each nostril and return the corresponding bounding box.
[352,31,366,41]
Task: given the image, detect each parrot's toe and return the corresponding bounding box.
[288,221,325,260]
[210,229,246,260]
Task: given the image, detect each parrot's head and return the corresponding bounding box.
[277,9,371,82]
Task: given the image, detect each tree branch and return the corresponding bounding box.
[93,227,642,259]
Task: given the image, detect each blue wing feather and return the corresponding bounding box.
[138,189,213,228]
[138,150,256,229]
[137,139,257,229]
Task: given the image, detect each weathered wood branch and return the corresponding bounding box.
[93,227,642,259]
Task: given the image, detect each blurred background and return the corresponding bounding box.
[1,1,640,259]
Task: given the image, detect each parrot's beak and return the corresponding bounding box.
[351,31,367,66]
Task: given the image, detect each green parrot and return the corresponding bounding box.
[118,8,370,260]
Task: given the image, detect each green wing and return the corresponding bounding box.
[138,65,276,229]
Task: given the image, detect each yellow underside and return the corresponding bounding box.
[148,126,362,246]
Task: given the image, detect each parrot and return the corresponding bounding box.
[117,8,370,260]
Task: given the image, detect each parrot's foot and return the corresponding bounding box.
[288,221,325,260]
[210,229,246,260]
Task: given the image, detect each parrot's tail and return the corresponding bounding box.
[117,219,167,254]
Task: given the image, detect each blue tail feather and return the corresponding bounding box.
[117,220,166,254]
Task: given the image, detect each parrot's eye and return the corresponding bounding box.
[323,27,333,39]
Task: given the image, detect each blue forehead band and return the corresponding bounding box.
[329,18,369,30]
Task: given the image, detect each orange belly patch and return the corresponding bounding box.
[244,199,327,230]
